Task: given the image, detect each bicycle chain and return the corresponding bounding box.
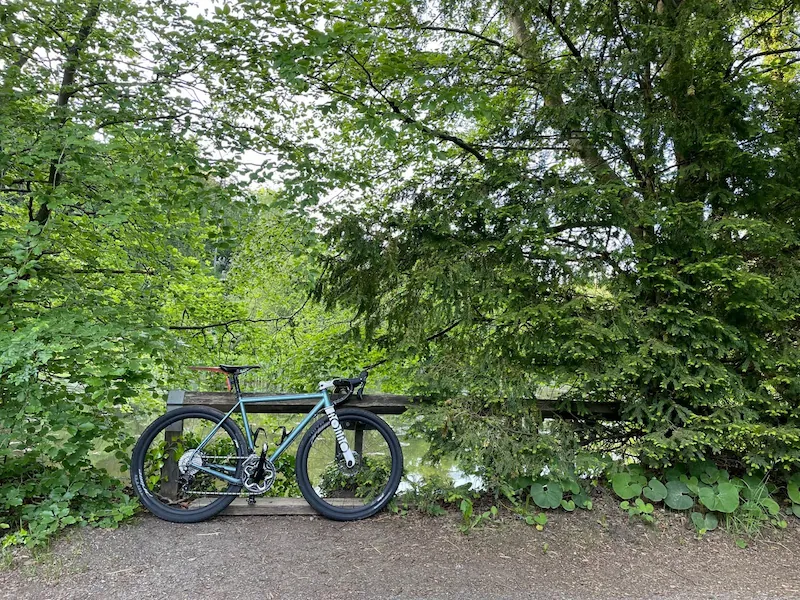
[182,490,246,496]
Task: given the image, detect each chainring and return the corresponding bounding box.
[241,453,276,494]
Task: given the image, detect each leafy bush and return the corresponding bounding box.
[608,462,796,535]
[0,459,137,548]
[318,457,393,501]
[266,454,301,498]
[391,475,465,517]
[0,318,168,547]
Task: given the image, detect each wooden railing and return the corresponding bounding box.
[166,390,622,420]
[163,390,620,515]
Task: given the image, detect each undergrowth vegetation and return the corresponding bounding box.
[391,444,800,540]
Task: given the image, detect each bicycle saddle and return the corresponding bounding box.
[218,365,261,374]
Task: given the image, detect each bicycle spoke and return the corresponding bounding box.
[135,415,244,513]
[303,416,397,510]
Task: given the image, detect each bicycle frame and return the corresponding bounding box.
[190,389,334,486]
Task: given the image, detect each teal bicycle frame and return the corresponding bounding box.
[190,389,334,486]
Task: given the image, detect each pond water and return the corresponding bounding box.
[92,412,482,493]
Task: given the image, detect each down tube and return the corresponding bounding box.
[269,395,330,463]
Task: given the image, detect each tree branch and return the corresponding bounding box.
[728,46,800,79]
[344,49,487,162]
[34,0,101,226]
[504,6,624,187]
[167,316,294,331]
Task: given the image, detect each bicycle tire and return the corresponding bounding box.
[131,406,247,523]
[295,408,403,521]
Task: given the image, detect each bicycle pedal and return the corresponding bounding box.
[247,495,257,506]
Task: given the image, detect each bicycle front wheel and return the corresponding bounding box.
[296,408,403,520]
[131,407,247,523]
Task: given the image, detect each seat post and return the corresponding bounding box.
[230,372,243,398]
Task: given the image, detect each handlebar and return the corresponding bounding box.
[318,370,368,403]
[332,370,367,389]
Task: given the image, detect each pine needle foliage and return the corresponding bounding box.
[207,0,800,471]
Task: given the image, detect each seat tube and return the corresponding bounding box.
[232,374,253,450]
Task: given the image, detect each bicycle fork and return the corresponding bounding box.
[323,406,357,468]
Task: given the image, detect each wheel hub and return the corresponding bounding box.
[337,451,361,477]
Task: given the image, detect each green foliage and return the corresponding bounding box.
[664,481,694,511]
[266,454,301,498]
[318,457,392,501]
[0,465,137,548]
[5,0,800,548]
[0,0,255,546]
[690,512,719,535]
[529,481,563,510]
[458,499,499,534]
[503,472,593,516]
[608,462,798,535]
[787,474,800,516]
[643,479,668,503]
[391,475,459,517]
[203,0,800,472]
[611,472,647,501]
[523,512,548,531]
[620,499,655,524]
[698,483,740,514]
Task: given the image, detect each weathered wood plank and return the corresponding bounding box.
[169,391,621,420]
[174,392,414,415]
[219,497,318,516]
[192,497,365,516]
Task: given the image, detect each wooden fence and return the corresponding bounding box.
[166,390,622,420]
[163,390,620,515]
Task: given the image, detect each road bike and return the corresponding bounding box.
[131,366,403,522]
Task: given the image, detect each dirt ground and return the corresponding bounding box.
[3,497,799,600]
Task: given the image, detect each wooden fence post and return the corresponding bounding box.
[160,390,185,501]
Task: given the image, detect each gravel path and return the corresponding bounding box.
[3,499,799,600]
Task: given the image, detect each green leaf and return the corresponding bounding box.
[759,497,780,516]
[459,499,473,520]
[643,478,667,502]
[561,478,580,495]
[573,490,592,510]
[611,473,646,500]
[791,503,800,518]
[560,499,576,512]
[787,474,800,505]
[665,480,694,510]
[530,481,563,509]
[690,511,718,532]
[698,482,740,514]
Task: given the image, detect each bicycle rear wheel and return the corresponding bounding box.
[295,408,403,520]
[131,407,247,523]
